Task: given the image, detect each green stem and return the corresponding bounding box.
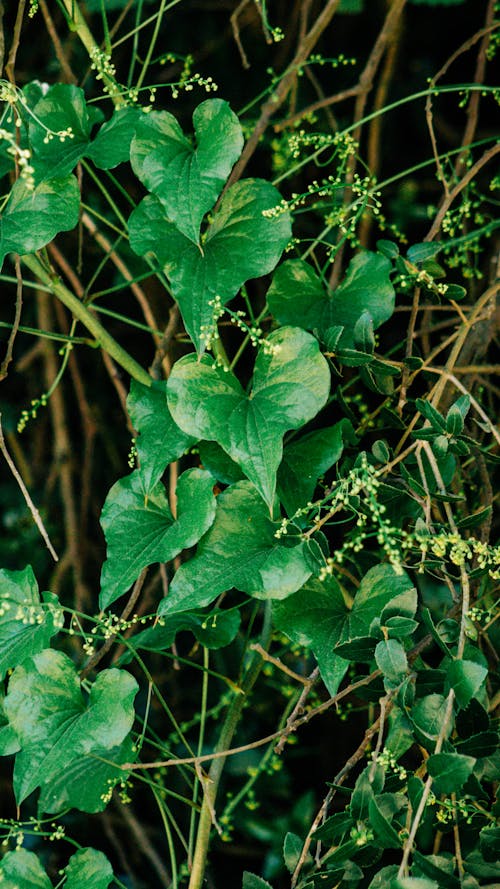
[22,254,152,387]
[59,0,125,107]
[187,605,272,889]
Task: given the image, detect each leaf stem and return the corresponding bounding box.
[21,253,152,387]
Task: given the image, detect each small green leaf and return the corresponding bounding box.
[446,659,488,709]
[129,178,291,352]
[0,176,80,270]
[415,398,446,431]
[167,327,330,507]
[334,635,377,661]
[283,831,303,873]
[445,406,464,436]
[406,242,442,263]
[267,251,395,348]
[480,826,500,862]
[381,587,417,622]
[87,107,143,169]
[353,311,375,354]
[131,100,243,242]
[161,481,312,614]
[127,380,195,492]
[426,752,476,794]
[242,874,274,889]
[64,848,114,889]
[376,239,399,258]
[121,608,241,656]
[375,639,408,686]
[99,468,217,609]
[412,694,452,743]
[0,849,52,889]
[391,879,439,889]
[4,649,138,811]
[277,419,355,517]
[0,566,61,679]
[350,763,384,820]
[368,795,403,849]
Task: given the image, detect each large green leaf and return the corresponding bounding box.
[3,649,137,811]
[0,176,80,270]
[0,566,61,679]
[277,419,356,517]
[273,565,414,695]
[128,178,291,352]
[446,659,488,709]
[130,100,243,242]
[127,379,195,492]
[100,467,216,609]
[160,481,312,615]
[426,753,476,794]
[121,608,241,658]
[29,84,93,181]
[267,252,395,348]
[0,849,52,889]
[64,848,114,889]
[167,327,330,507]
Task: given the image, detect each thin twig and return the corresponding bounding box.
[0,256,23,381]
[0,413,58,562]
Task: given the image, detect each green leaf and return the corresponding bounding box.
[127,380,195,492]
[277,419,355,517]
[3,649,138,811]
[446,659,488,709]
[129,178,291,352]
[160,481,312,614]
[99,468,217,609]
[406,242,442,263]
[0,566,61,680]
[368,795,403,849]
[167,327,330,507]
[412,694,452,743]
[121,608,241,657]
[375,639,408,686]
[353,311,375,354]
[334,635,377,662]
[0,849,52,889]
[64,848,114,889]
[199,441,245,484]
[380,587,418,623]
[391,880,439,889]
[86,107,143,169]
[267,252,395,348]
[283,831,303,873]
[455,731,498,758]
[415,398,446,431]
[273,565,413,693]
[242,874,274,889]
[350,763,384,820]
[480,826,500,862]
[29,84,92,181]
[130,100,243,242]
[0,176,80,270]
[426,753,476,794]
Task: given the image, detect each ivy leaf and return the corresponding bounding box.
[87,107,143,169]
[99,468,217,609]
[277,419,356,517]
[375,639,408,687]
[3,649,138,811]
[167,327,330,507]
[130,100,243,242]
[273,566,414,695]
[267,252,395,348]
[127,380,195,492]
[0,176,80,271]
[29,84,93,181]
[129,179,291,352]
[160,481,312,615]
[446,659,488,709]
[64,849,114,889]
[0,849,52,889]
[426,753,476,794]
[0,566,61,680]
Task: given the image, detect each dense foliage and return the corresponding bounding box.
[0,1,499,888]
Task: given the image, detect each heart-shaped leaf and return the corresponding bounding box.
[0,176,80,270]
[273,566,415,695]
[0,566,61,679]
[64,849,114,889]
[0,849,52,889]
[267,252,395,348]
[160,481,312,615]
[128,178,291,352]
[100,467,217,609]
[127,379,195,492]
[167,326,330,507]
[4,649,138,811]
[130,100,243,242]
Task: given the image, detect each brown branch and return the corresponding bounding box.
[39,0,77,83]
[0,413,58,561]
[0,256,23,381]
[149,304,180,380]
[4,0,26,83]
